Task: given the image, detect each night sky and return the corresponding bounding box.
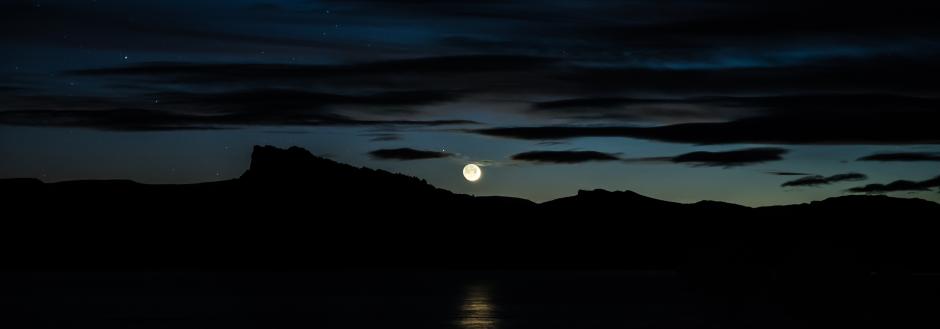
[2,0,939,205]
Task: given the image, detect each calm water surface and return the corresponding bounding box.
[1,271,834,328]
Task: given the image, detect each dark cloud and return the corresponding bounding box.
[48,57,940,143]
[365,133,402,142]
[368,148,453,161]
[508,147,786,167]
[768,172,811,176]
[0,87,477,131]
[0,108,222,131]
[0,109,477,131]
[67,56,940,96]
[564,4,940,59]
[782,173,867,187]
[530,97,735,123]
[68,56,560,91]
[529,94,940,123]
[315,1,940,67]
[261,130,310,135]
[848,176,940,194]
[667,148,787,167]
[0,86,28,93]
[0,1,371,57]
[0,93,131,111]
[480,93,940,144]
[554,56,940,95]
[857,152,940,162]
[511,151,620,164]
[472,108,940,145]
[534,97,666,110]
[152,88,460,111]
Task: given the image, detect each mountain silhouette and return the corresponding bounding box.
[1,145,938,271]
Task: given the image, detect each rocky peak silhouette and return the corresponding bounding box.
[241,145,347,182]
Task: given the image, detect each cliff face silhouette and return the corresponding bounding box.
[2,145,939,270]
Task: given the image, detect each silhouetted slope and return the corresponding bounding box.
[542,189,680,210]
[1,145,939,271]
[238,145,536,212]
[0,178,43,185]
[763,194,940,213]
[241,145,441,193]
[688,199,751,212]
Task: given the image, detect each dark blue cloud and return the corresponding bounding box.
[849,176,940,194]
[369,148,452,161]
[782,173,867,188]
[511,150,621,164]
[858,152,940,162]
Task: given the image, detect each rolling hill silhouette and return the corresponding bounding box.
[1,145,938,271]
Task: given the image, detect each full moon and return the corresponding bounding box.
[463,164,482,182]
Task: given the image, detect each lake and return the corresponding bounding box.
[1,270,928,328]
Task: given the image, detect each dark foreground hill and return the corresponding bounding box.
[1,145,938,271]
